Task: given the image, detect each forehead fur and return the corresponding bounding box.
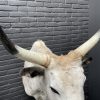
[33,40,82,67]
[57,51,82,66]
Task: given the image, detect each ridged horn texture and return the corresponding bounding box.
[0,26,50,67]
[75,29,100,57]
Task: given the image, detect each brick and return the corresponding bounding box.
[59,4,72,8]
[65,0,78,4]
[37,17,52,22]
[53,17,66,22]
[72,13,89,17]
[82,21,89,25]
[0,11,9,17]
[78,9,88,13]
[65,9,88,13]
[39,36,53,41]
[0,50,8,56]
[44,13,58,17]
[0,62,22,71]
[0,89,8,95]
[58,13,71,17]
[8,33,35,39]
[0,88,24,98]
[28,7,36,12]
[70,26,79,30]
[36,0,51,2]
[80,25,88,29]
[38,27,53,32]
[0,17,19,23]
[71,30,81,34]
[0,0,8,5]
[9,85,23,93]
[66,17,78,22]
[44,2,59,8]
[81,29,88,33]
[0,91,22,99]
[64,8,72,13]
[7,68,20,75]
[0,81,21,90]
[0,73,19,81]
[13,38,37,44]
[45,22,58,27]
[71,33,79,38]
[20,28,38,33]
[9,77,21,84]
[4,28,21,34]
[58,22,72,26]
[0,70,7,76]
[0,23,11,28]
[11,23,29,28]
[49,43,62,49]
[36,7,51,12]
[72,22,82,26]
[20,17,36,23]
[28,12,44,17]
[51,0,65,3]
[79,1,89,5]
[8,1,27,6]
[72,4,89,9]
[27,1,43,7]
[0,5,17,11]
[18,6,28,12]
[54,35,67,40]
[30,22,45,27]
[78,17,89,21]
[9,12,27,17]
[53,26,67,31]
[43,31,54,36]
[51,8,65,13]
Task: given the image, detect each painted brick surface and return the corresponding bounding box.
[0,0,89,100]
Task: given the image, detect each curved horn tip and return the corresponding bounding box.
[96,29,100,36]
[0,26,18,55]
[75,29,100,57]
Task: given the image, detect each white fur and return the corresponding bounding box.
[22,40,86,100]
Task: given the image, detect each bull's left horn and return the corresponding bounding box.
[0,26,50,67]
[75,29,100,57]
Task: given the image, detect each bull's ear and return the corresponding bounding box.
[82,57,93,65]
[20,67,45,78]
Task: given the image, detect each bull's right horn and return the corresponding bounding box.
[75,29,100,57]
[0,26,50,67]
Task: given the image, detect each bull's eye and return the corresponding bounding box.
[30,70,40,77]
[50,87,60,95]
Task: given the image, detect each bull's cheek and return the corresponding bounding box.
[22,76,46,97]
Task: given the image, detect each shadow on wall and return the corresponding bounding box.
[88,0,100,99]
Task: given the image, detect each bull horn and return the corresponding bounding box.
[0,26,50,67]
[75,29,100,57]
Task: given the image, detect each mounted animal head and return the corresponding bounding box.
[0,26,100,100]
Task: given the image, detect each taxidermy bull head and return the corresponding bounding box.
[0,26,100,100]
